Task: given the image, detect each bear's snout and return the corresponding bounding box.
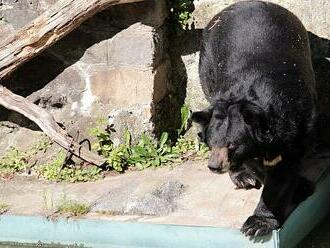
[208,147,231,173]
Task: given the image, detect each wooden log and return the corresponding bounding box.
[0,0,144,80]
[0,85,106,166]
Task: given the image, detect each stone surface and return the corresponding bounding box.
[0,124,45,157]
[0,0,171,157]
[106,0,168,29]
[93,180,185,216]
[183,52,208,111]
[1,151,329,228]
[90,67,153,107]
[0,160,261,228]
[106,23,157,69]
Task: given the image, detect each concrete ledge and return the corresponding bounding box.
[0,215,276,248]
[1,164,330,248]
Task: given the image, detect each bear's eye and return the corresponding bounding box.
[242,111,255,124]
[214,114,223,119]
[213,111,226,119]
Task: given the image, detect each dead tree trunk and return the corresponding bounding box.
[0,86,107,166]
[0,0,144,79]
[0,0,144,166]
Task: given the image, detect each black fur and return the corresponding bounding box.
[192,1,317,236]
[229,159,264,190]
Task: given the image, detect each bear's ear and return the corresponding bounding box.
[191,107,213,126]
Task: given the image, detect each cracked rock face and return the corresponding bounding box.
[93,181,186,216]
[0,1,171,160]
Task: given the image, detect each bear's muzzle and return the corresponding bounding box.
[208,147,231,173]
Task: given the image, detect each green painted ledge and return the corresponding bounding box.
[1,167,330,248]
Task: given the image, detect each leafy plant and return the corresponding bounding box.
[90,127,114,158]
[126,132,177,170]
[0,104,208,181]
[169,0,195,26]
[39,151,101,183]
[90,127,128,172]
[106,144,129,172]
[0,138,52,175]
[91,105,209,172]
[32,139,52,153]
[178,104,192,135]
[0,147,30,174]
[0,202,9,214]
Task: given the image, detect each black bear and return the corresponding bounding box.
[192,1,317,236]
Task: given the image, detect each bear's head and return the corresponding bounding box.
[192,100,275,173]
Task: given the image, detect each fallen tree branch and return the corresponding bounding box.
[0,0,145,165]
[0,85,106,166]
[0,0,144,79]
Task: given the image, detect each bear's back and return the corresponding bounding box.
[199,1,313,101]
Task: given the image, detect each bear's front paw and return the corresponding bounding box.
[229,170,261,190]
[241,215,280,237]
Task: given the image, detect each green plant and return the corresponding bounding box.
[32,138,52,153]
[90,127,114,158]
[106,144,129,172]
[172,136,196,154]
[178,104,192,136]
[40,151,101,183]
[90,103,209,172]
[126,132,177,170]
[90,126,128,172]
[196,142,210,158]
[169,0,195,26]
[56,197,90,217]
[0,202,9,214]
[0,138,52,175]
[0,147,29,174]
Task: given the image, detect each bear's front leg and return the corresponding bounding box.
[240,161,313,236]
[229,159,264,190]
[241,197,280,236]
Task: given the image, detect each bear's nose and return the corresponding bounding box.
[208,147,230,173]
[227,143,237,151]
[208,159,221,171]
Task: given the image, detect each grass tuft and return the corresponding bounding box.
[56,198,91,217]
[0,202,9,214]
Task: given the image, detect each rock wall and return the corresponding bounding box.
[0,0,170,154]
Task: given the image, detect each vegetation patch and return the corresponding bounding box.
[0,147,28,174]
[0,202,9,214]
[90,104,209,172]
[0,137,100,182]
[56,198,91,217]
[39,151,101,183]
[0,106,208,182]
[169,0,195,27]
[0,138,51,177]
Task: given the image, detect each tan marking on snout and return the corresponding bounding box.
[210,147,231,171]
[263,154,282,167]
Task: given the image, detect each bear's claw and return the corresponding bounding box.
[229,170,262,190]
[241,215,280,237]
